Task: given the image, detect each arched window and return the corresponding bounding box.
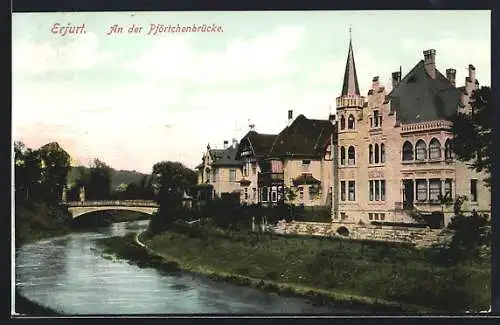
[374,144,380,164]
[415,140,427,161]
[380,143,385,163]
[348,114,355,129]
[340,115,345,130]
[429,138,441,159]
[340,146,345,165]
[369,144,373,164]
[445,139,453,160]
[348,146,355,165]
[402,141,413,161]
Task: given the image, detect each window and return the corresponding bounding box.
[340,115,345,130]
[415,140,427,161]
[429,179,441,202]
[348,146,355,165]
[308,186,314,201]
[374,213,379,220]
[369,180,386,201]
[243,164,249,177]
[299,187,304,200]
[252,164,257,175]
[340,147,346,165]
[444,179,452,198]
[369,144,373,164]
[374,144,379,164]
[348,114,355,129]
[373,110,380,127]
[229,169,236,182]
[429,138,441,159]
[445,139,453,160]
[252,188,257,201]
[348,181,356,201]
[271,186,277,202]
[416,179,427,201]
[470,179,478,202]
[244,188,248,200]
[369,213,373,220]
[261,187,269,202]
[302,160,311,172]
[380,143,385,163]
[402,141,414,161]
[380,213,385,221]
[340,181,346,201]
[370,117,373,128]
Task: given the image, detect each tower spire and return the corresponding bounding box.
[341,26,360,97]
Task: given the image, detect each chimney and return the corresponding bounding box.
[468,64,476,82]
[423,49,436,79]
[372,76,380,90]
[223,140,228,149]
[232,138,238,148]
[392,71,401,89]
[288,110,293,125]
[446,68,456,87]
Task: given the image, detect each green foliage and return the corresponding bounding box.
[145,226,490,312]
[87,158,113,200]
[451,86,492,186]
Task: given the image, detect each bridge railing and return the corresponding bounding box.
[65,200,159,207]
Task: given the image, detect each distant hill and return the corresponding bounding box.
[67,166,149,189]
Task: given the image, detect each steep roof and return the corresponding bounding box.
[341,38,361,96]
[268,115,333,158]
[240,131,277,158]
[388,60,461,123]
[209,146,241,167]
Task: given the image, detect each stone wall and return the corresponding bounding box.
[275,220,443,247]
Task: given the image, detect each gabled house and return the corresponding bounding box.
[194,140,242,201]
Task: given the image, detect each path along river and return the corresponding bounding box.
[15,220,362,315]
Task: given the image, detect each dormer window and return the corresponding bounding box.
[302,160,311,172]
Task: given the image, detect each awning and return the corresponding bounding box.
[292,173,321,186]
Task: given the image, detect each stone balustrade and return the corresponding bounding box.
[65,200,159,207]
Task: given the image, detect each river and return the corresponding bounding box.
[15,220,361,315]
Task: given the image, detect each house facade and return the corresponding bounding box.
[194,140,242,200]
[333,36,491,227]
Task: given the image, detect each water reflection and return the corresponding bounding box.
[16,220,356,315]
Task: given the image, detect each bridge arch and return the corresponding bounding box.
[64,200,159,219]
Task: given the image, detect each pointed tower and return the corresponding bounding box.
[336,28,365,116]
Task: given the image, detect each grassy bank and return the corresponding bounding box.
[15,201,73,247]
[97,234,425,313]
[136,225,490,313]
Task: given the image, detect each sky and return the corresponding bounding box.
[12,10,491,174]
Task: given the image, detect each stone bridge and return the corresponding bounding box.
[64,200,159,219]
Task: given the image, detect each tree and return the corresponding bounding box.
[37,142,72,203]
[14,141,42,201]
[451,86,492,186]
[148,161,197,233]
[87,158,112,200]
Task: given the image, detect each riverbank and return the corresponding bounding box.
[128,226,489,314]
[98,232,441,314]
[13,291,63,316]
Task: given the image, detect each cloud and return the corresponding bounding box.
[123,26,305,86]
[13,32,116,75]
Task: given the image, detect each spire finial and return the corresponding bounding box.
[349,25,352,40]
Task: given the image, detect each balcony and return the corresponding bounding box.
[258,172,284,186]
